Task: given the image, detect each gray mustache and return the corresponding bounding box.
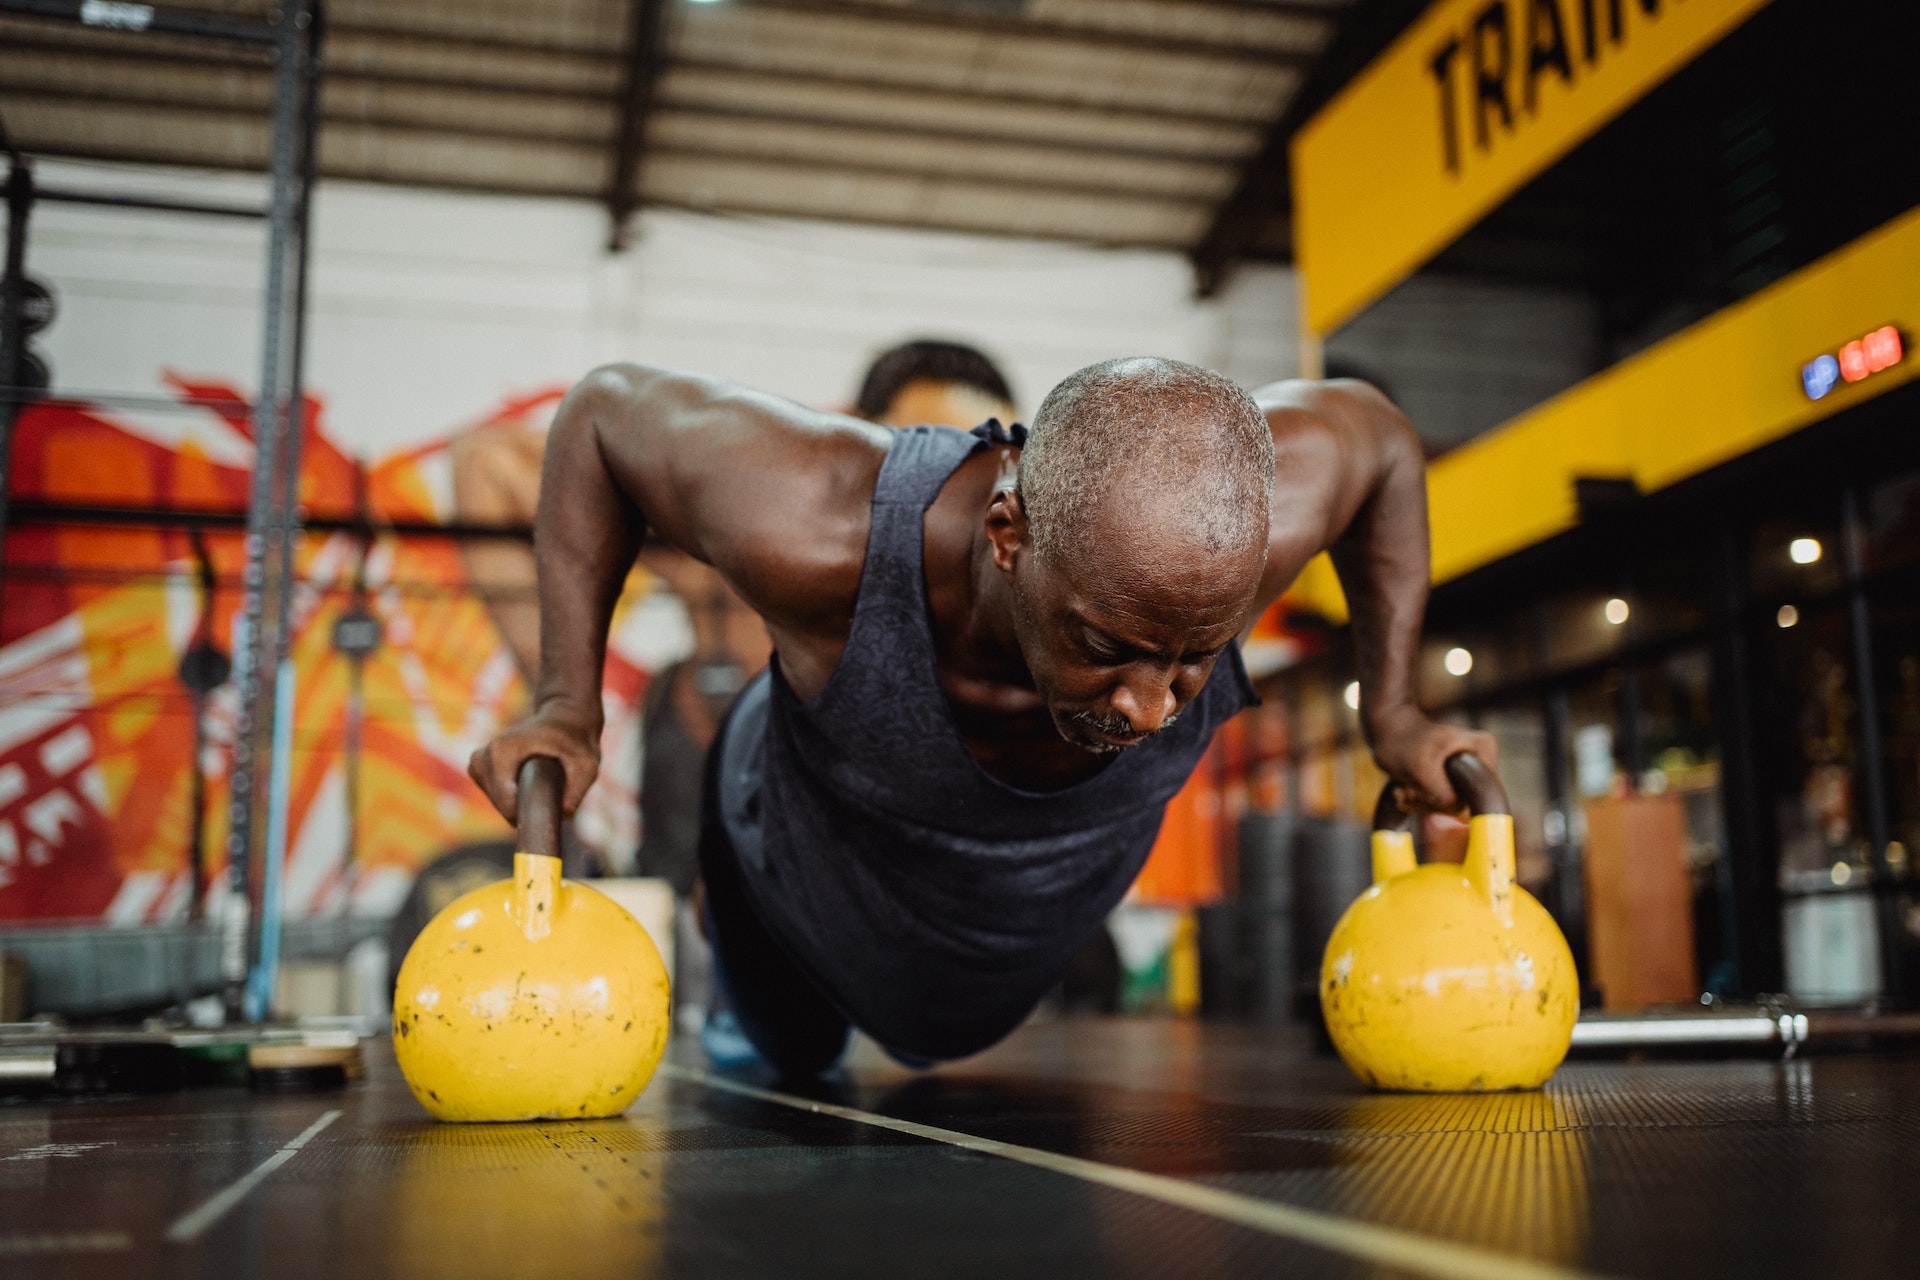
[1062,706,1181,747]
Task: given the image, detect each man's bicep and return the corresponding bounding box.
[599,376,887,628]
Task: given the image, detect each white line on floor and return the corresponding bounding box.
[665,1065,1612,1280]
[0,1231,132,1255]
[0,1142,111,1162]
[164,1109,342,1245]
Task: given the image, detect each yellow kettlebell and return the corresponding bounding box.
[393,757,671,1121]
[1320,753,1578,1092]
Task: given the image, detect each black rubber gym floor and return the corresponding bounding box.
[4,1019,1916,1278]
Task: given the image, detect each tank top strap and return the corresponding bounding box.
[853,423,1004,626]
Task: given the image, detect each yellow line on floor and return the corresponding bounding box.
[665,1065,1611,1280]
[165,1109,342,1244]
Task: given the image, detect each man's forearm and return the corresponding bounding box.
[531,376,648,733]
[1328,419,1431,744]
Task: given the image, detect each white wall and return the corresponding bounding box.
[24,160,1302,452]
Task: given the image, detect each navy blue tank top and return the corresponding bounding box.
[716,423,1259,1059]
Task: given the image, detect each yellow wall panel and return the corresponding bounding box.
[1428,206,1920,583]
[1293,0,1770,335]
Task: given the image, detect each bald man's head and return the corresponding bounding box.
[988,357,1274,756]
[1018,357,1274,571]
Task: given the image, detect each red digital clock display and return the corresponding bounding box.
[1803,325,1905,400]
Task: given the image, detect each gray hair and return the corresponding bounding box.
[1018,357,1274,565]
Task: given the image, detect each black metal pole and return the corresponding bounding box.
[1535,597,1589,983]
[220,0,309,1020]
[1710,519,1775,994]
[0,157,32,613]
[270,0,321,646]
[184,526,218,922]
[1841,486,1899,997]
[34,188,266,220]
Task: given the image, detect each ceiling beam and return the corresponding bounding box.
[665,56,1261,129]
[1187,0,1427,297]
[325,18,616,63]
[8,117,1206,245]
[645,144,1217,206]
[654,100,1247,167]
[0,84,607,147]
[0,0,274,45]
[2,86,1220,205]
[0,33,1270,132]
[710,0,1324,67]
[0,81,1241,176]
[604,0,670,250]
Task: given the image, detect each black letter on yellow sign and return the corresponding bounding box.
[1429,35,1463,172]
[1471,1,1513,150]
[1525,0,1572,111]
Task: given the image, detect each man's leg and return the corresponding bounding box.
[696,744,852,1078]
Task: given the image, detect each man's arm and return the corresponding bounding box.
[1252,379,1494,811]
[467,363,889,822]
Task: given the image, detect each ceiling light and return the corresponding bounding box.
[1604,598,1629,625]
[1443,647,1473,677]
[1790,537,1823,565]
[1777,604,1799,628]
[1343,681,1361,710]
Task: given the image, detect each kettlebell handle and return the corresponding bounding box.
[1372,752,1510,832]
[517,755,564,859]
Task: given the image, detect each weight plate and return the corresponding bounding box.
[18,278,54,335]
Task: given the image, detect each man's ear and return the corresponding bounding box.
[984,490,1029,574]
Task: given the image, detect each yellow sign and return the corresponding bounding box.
[1426,203,1920,583]
[1292,0,1772,335]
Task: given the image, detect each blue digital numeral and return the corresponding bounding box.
[1802,353,1840,401]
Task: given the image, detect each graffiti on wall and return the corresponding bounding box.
[0,376,684,922]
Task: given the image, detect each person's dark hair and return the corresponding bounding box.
[855,339,1015,420]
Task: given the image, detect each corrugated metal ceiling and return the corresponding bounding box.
[0,0,1359,262]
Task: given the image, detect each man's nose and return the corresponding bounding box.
[1111,672,1178,734]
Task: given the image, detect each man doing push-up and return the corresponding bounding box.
[469,356,1492,1075]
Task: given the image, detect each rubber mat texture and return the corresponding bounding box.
[3,1019,1917,1279]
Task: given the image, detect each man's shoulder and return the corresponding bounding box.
[704,422,892,657]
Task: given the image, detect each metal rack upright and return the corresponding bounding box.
[0,0,324,1018]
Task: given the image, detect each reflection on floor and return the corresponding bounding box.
[3,1018,1917,1278]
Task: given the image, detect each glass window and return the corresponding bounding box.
[1477,701,1553,895]
[1754,597,1869,884]
[1463,607,1537,694]
[1636,646,1734,991]
[1629,544,1711,647]
[1865,578,1920,992]
[1749,502,1847,605]
[1545,587,1628,674]
[1418,633,1477,709]
[1864,462,1920,579]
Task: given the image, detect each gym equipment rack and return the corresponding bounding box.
[0,0,325,1019]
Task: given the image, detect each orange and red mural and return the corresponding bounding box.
[0,377,668,923]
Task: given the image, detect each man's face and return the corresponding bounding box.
[878,379,1016,430]
[994,497,1264,755]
